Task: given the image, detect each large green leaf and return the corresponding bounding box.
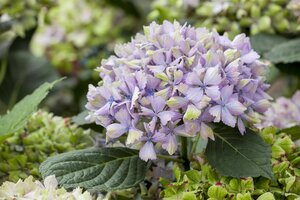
[39,147,147,191]
[205,126,273,179]
[250,33,288,56]
[265,38,300,64]
[0,79,61,141]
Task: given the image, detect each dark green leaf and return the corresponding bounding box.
[265,38,300,64]
[281,126,300,140]
[39,147,147,191]
[0,79,62,141]
[206,126,273,179]
[250,34,288,56]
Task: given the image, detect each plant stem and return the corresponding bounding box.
[157,155,185,163]
[180,136,190,170]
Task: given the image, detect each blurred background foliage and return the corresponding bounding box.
[1,0,300,115]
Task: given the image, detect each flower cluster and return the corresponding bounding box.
[86,21,271,161]
[0,176,99,200]
[258,91,300,129]
[30,0,136,72]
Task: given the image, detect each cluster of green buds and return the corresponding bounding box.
[0,110,92,182]
[0,0,55,37]
[148,0,299,39]
[30,0,136,73]
[160,127,300,199]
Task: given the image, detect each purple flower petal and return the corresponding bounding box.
[221,85,234,103]
[162,134,177,155]
[226,100,246,115]
[200,123,215,140]
[126,128,144,145]
[150,96,166,113]
[139,141,157,161]
[107,123,128,138]
[157,111,177,125]
[210,105,222,122]
[186,87,203,102]
[203,67,222,85]
[205,85,220,100]
[221,107,236,127]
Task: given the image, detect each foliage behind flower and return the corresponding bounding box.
[86,21,271,161]
[0,175,98,200]
[30,0,137,72]
[148,0,299,38]
[0,110,91,182]
[160,127,300,199]
[0,0,56,37]
[259,91,300,129]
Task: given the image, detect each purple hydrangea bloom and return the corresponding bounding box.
[258,91,300,129]
[86,21,271,161]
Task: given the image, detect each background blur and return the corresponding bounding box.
[1,0,300,116]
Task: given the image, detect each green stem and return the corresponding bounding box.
[180,136,190,170]
[157,155,185,163]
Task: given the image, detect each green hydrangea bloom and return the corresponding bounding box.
[0,175,99,200]
[0,0,55,37]
[30,0,136,72]
[148,0,299,39]
[161,127,300,199]
[0,110,92,182]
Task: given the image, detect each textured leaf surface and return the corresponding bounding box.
[40,147,147,191]
[250,34,288,55]
[0,79,61,141]
[206,126,273,179]
[265,38,300,64]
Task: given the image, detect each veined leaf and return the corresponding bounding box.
[250,34,288,56]
[265,38,300,64]
[39,147,147,191]
[206,126,273,179]
[0,79,62,141]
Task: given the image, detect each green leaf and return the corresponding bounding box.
[281,126,300,140]
[205,126,273,179]
[71,110,91,126]
[265,38,300,64]
[39,147,147,191]
[250,34,288,56]
[257,192,275,200]
[207,185,228,200]
[0,79,62,141]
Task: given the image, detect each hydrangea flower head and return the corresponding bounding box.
[86,21,271,161]
[259,91,300,129]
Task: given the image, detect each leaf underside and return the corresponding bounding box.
[206,126,273,179]
[40,147,147,192]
